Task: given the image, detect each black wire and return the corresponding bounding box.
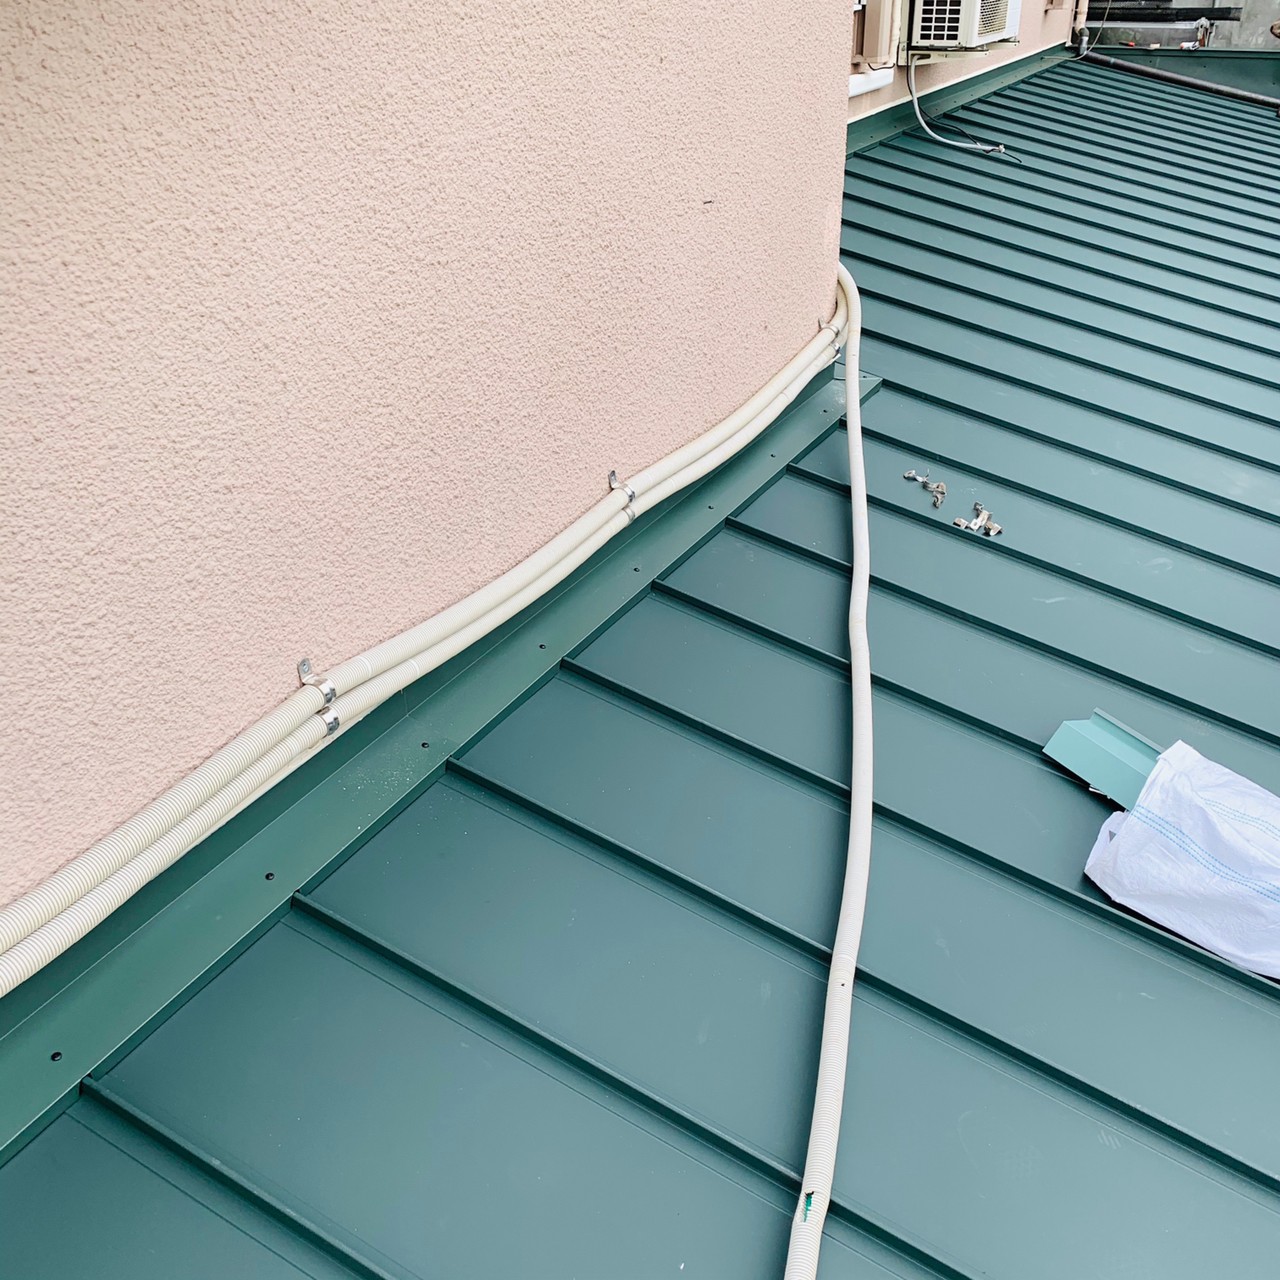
[922,108,988,149]
[911,64,1019,161]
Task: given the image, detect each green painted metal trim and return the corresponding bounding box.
[846,49,1073,155]
[0,369,882,1165]
[1043,710,1164,810]
[1098,49,1280,96]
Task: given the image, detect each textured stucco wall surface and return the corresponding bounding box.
[1,2,850,906]
[848,2,1074,118]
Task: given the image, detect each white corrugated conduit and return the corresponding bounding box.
[784,264,871,1280]
[0,273,856,998]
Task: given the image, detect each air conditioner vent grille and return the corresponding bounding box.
[908,0,1020,49]
[915,0,963,42]
[978,0,1010,35]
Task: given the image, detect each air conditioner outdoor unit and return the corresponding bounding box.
[908,0,1021,50]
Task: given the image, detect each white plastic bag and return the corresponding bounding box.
[1086,740,1280,978]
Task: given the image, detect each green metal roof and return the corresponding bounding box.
[4,60,1280,1278]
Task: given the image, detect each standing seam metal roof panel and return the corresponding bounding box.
[2,59,1280,1278]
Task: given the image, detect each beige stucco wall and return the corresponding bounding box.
[848,2,1074,118]
[1,2,850,907]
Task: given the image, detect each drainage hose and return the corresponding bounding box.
[0,276,854,998]
[784,263,870,1280]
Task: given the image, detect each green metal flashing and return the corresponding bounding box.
[1043,710,1163,810]
[0,369,881,1165]
[846,48,1072,154]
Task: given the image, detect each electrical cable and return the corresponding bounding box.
[907,55,1008,155]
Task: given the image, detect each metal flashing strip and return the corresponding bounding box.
[1044,710,1164,810]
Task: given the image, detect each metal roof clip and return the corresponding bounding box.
[903,469,946,508]
[953,502,1002,536]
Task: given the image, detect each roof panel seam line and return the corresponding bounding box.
[870,803,1280,999]
[810,425,1280,589]
[450,752,1273,1003]
[971,98,1280,191]
[441,761,834,963]
[952,107,1280,212]
[547,663,1280,992]
[564,615,1111,782]
[306,854,1280,1217]
[955,104,1280,208]
[555,638,1015,787]
[284,900,981,1280]
[866,580,1280,744]
[78,1082,406,1280]
[1030,83,1280,141]
[933,110,1280,243]
[839,212,1280,350]
[1051,64,1280,137]
[880,577,1277,746]
[650,578,849,672]
[631,588,1039,755]
[548,667,845,804]
[722,512,848,573]
[556,659,845,798]
[839,225,1280,369]
[657,564,1280,715]
[850,163,1280,304]
[883,115,1280,192]
[843,372,1280,528]
[998,81,1280,161]
[855,972,1280,1203]
[872,142,1280,275]
[444,758,1280,1029]
[848,283,1280,435]
[859,504,1280,655]
[847,325,1280,477]
[842,178,1280,323]
[287,897,799,1187]
[785,458,1280,608]
[710,518,1280,690]
[644,576,1280,755]
[1052,71,1280,129]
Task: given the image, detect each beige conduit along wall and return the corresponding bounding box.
[0,282,852,999]
[859,0,903,70]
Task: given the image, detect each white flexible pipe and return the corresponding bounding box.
[783,264,871,1280]
[906,58,1007,155]
[0,281,852,997]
